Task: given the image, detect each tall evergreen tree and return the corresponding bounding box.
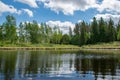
[69,27,73,38]
[107,18,116,42]
[117,29,120,41]
[72,23,81,45]
[117,20,120,41]
[90,17,99,43]
[80,21,88,45]
[0,25,3,41]
[74,23,80,35]
[98,17,106,42]
[117,20,120,32]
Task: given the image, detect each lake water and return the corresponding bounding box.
[0,50,120,80]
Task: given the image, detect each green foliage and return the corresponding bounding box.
[74,23,80,35]
[71,17,118,46]
[117,20,120,32]
[90,17,99,43]
[61,34,70,44]
[69,27,73,37]
[98,17,106,42]
[117,20,120,41]
[80,21,89,45]
[0,25,3,40]
[19,22,26,42]
[4,15,17,43]
[107,18,116,42]
[71,35,80,45]
[0,15,119,47]
[29,20,40,43]
[50,27,62,44]
[117,29,120,41]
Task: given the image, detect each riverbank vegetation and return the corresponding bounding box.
[0,15,120,48]
[0,42,79,48]
[82,41,120,49]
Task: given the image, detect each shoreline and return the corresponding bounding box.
[0,47,120,54]
[0,47,81,50]
[0,47,120,51]
[83,47,120,50]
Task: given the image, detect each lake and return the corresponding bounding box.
[0,50,120,80]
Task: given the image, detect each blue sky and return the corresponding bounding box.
[0,0,120,33]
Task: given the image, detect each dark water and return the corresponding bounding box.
[0,51,120,80]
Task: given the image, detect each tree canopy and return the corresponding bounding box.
[0,15,120,46]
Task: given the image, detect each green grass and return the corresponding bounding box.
[82,41,120,49]
[0,42,80,48]
[1,41,120,49]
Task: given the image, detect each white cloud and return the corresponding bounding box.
[22,9,33,17]
[13,0,120,16]
[46,20,75,34]
[78,20,82,23]
[17,9,33,17]
[0,1,17,15]
[92,0,120,24]
[40,0,97,15]
[97,0,120,13]
[14,0,38,8]
[0,1,33,17]
[95,13,120,24]
[39,0,120,15]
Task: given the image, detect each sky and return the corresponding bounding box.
[0,0,120,33]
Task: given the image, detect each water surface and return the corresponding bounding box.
[0,50,120,80]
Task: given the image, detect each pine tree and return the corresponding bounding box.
[80,21,88,45]
[69,27,73,37]
[90,17,99,43]
[117,20,120,41]
[0,25,3,41]
[72,23,81,45]
[98,17,106,42]
[107,18,116,42]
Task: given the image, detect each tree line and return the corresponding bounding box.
[0,15,120,46]
[72,17,120,46]
[0,15,69,45]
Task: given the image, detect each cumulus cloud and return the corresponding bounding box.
[0,1,33,17]
[0,1,17,15]
[95,13,120,24]
[97,0,120,13]
[12,0,120,16]
[78,20,82,23]
[92,0,120,24]
[39,0,120,15]
[14,0,38,8]
[46,20,75,34]
[18,9,33,17]
[40,0,97,15]
[22,9,33,17]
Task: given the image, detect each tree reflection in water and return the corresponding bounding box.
[0,51,119,80]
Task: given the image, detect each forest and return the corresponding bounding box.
[0,15,120,46]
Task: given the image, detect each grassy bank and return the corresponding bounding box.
[0,42,81,50]
[82,41,120,49]
[0,41,120,50]
[0,43,80,48]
